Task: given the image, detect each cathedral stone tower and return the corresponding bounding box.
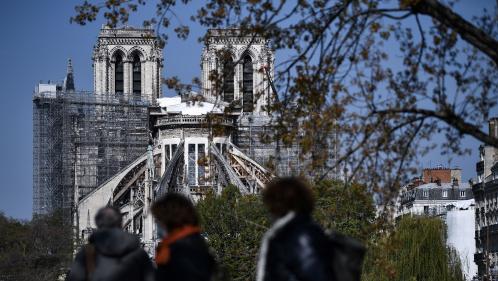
[93,26,163,104]
[201,29,274,113]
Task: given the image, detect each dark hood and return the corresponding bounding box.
[89,228,140,257]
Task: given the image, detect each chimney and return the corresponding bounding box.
[450,168,462,184]
[489,118,498,138]
[452,177,459,187]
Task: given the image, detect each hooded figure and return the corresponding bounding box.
[67,207,155,281]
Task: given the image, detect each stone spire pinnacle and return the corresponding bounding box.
[67,58,73,74]
[86,209,91,229]
[63,58,75,91]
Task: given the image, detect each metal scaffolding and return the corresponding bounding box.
[235,113,338,178]
[33,90,150,218]
[236,113,300,176]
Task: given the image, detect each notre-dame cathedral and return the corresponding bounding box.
[33,26,333,253]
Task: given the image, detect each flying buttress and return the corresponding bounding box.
[156,140,185,196]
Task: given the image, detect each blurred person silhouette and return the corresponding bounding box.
[256,177,335,281]
[152,193,215,281]
[67,206,155,281]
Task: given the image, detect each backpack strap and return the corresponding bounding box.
[84,243,96,281]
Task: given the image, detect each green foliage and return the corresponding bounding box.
[197,185,269,281]
[197,180,376,281]
[313,180,376,241]
[0,211,73,281]
[362,216,464,281]
[198,182,465,281]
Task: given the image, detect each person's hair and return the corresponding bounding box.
[95,206,123,229]
[151,193,199,231]
[262,177,314,217]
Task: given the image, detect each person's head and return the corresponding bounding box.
[95,206,123,229]
[262,177,314,218]
[151,193,199,232]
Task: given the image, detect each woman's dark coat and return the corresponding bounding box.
[156,233,215,281]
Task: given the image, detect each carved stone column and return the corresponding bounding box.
[103,58,109,94]
[144,60,149,102]
[123,60,131,95]
[109,60,115,94]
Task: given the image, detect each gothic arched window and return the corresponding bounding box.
[132,53,141,97]
[242,55,254,112]
[114,53,124,94]
[222,56,235,103]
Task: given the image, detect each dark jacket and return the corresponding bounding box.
[156,233,215,281]
[67,228,155,281]
[258,213,334,281]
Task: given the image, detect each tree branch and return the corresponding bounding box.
[409,0,498,66]
[373,107,498,147]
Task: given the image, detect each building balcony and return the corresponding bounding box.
[155,115,234,127]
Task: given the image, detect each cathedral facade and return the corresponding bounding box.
[33,25,339,255]
[33,26,302,254]
[92,26,163,102]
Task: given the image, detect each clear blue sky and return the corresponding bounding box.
[0,0,492,219]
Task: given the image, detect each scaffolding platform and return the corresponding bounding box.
[33,90,150,217]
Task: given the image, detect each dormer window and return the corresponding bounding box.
[460,190,466,197]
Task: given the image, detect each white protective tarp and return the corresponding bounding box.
[157,96,223,115]
[445,199,477,280]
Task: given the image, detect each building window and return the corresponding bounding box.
[460,190,466,197]
[242,55,253,112]
[222,55,234,103]
[423,190,429,197]
[115,53,124,93]
[188,144,196,185]
[132,53,141,97]
[442,190,448,198]
[198,144,206,185]
[165,145,170,161]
